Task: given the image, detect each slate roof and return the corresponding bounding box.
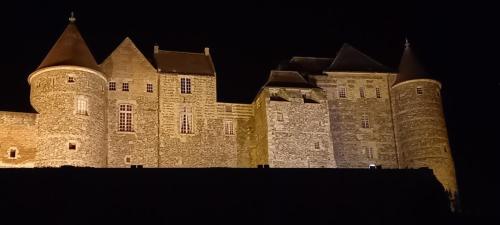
[38,22,101,72]
[154,50,215,75]
[265,70,316,88]
[327,43,393,73]
[285,57,334,75]
[395,41,432,84]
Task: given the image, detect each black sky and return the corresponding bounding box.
[0,1,497,216]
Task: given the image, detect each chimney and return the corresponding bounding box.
[154,43,159,54]
[204,47,210,56]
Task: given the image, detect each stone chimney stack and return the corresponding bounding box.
[154,43,159,54]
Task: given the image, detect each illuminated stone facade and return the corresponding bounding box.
[0,20,457,199]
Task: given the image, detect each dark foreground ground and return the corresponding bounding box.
[0,168,487,224]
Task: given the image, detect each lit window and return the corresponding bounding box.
[119,104,133,132]
[68,76,75,83]
[375,87,381,98]
[224,120,235,135]
[122,82,129,92]
[180,78,191,94]
[68,142,77,150]
[225,105,232,112]
[124,155,131,164]
[180,107,193,134]
[416,87,423,95]
[109,82,116,91]
[338,87,347,98]
[359,87,365,98]
[314,142,320,149]
[361,114,370,128]
[8,148,17,159]
[76,96,88,116]
[277,112,284,122]
[147,83,153,93]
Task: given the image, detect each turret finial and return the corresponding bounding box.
[405,38,410,48]
[69,12,76,23]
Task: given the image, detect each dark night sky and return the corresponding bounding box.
[0,1,497,216]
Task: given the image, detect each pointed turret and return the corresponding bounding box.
[37,14,101,72]
[395,39,431,84]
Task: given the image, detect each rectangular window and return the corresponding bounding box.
[361,114,370,128]
[224,120,235,135]
[125,155,131,164]
[109,82,116,91]
[180,107,193,134]
[147,83,153,93]
[76,96,88,116]
[338,87,347,98]
[277,112,284,122]
[180,78,191,94]
[9,149,16,159]
[119,104,133,132]
[122,82,129,92]
[314,142,320,149]
[375,87,381,98]
[416,87,423,95]
[359,87,365,98]
[68,142,77,150]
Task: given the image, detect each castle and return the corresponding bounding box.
[0,16,457,198]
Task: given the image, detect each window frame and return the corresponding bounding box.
[118,104,134,132]
[180,106,193,134]
[122,82,129,92]
[359,87,365,98]
[146,83,153,93]
[180,77,192,94]
[76,95,89,116]
[361,114,370,129]
[416,86,423,95]
[338,87,347,98]
[224,120,235,136]
[109,81,116,91]
[375,87,381,98]
[8,147,18,159]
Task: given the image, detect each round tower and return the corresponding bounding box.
[28,15,107,167]
[391,40,458,201]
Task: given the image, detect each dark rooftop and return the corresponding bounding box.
[154,50,215,75]
[327,43,393,73]
[265,70,316,88]
[395,40,432,84]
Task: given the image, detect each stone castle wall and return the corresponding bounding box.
[391,80,457,195]
[264,87,335,168]
[311,73,399,169]
[0,111,38,167]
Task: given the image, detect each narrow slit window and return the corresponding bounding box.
[180,107,193,134]
[76,96,88,116]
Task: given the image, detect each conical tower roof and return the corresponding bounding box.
[395,39,431,84]
[37,16,101,72]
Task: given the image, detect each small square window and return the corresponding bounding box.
[68,142,77,150]
[147,83,153,93]
[68,76,75,83]
[225,105,233,112]
[416,87,423,95]
[125,155,131,164]
[109,82,116,91]
[122,82,129,91]
[277,112,284,122]
[314,142,320,149]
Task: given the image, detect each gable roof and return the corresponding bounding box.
[284,57,334,75]
[154,50,215,75]
[100,37,156,75]
[38,22,101,72]
[395,41,432,84]
[265,70,316,88]
[327,43,392,73]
